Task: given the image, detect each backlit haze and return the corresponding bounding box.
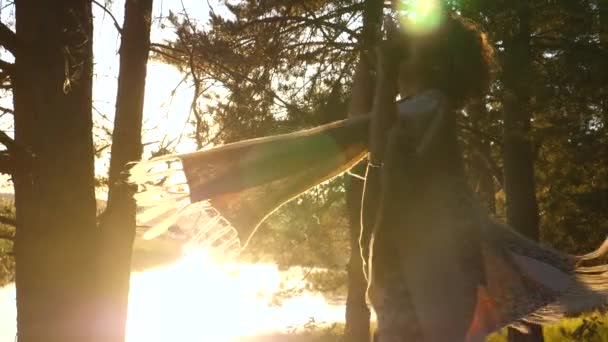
[1,252,346,341]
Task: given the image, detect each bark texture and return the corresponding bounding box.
[502,1,544,340]
[98,0,153,341]
[13,1,99,341]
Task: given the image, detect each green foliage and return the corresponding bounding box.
[485,314,608,342]
[234,316,608,342]
[548,314,608,342]
[456,0,608,252]
[241,176,350,270]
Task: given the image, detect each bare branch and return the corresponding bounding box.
[149,45,182,63]
[0,22,17,54]
[95,143,111,155]
[0,106,14,114]
[0,151,14,174]
[92,0,123,34]
[0,59,14,74]
[0,130,15,150]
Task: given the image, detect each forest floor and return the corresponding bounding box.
[231,316,608,342]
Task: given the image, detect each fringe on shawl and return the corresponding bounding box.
[129,155,241,257]
[518,237,608,325]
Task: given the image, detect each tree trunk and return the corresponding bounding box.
[599,0,608,120]
[502,1,544,341]
[98,0,153,341]
[344,164,371,342]
[13,1,99,341]
[343,1,382,341]
[600,0,608,53]
[468,100,497,214]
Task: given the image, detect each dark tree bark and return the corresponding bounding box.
[343,1,383,341]
[467,100,497,214]
[13,1,99,341]
[600,0,608,53]
[98,0,153,341]
[502,1,544,341]
[600,0,608,120]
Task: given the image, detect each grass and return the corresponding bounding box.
[482,313,608,342]
[230,314,608,342]
[540,314,608,342]
[233,323,343,342]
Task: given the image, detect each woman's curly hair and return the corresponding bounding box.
[402,13,497,107]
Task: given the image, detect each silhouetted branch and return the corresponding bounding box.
[0,22,17,54]
[236,4,362,38]
[0,106,14,114]
[92,0,123,34]
[0,130,16,150]
[152,42,298,112]
[243,15,358,38]
[95,143,111,155]
[0,151,14,174]
[0,59,14,74]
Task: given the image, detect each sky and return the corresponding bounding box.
[92,0,215,176]
[0,0,231,193]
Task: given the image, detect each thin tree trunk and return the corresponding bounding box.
[599,0,608,120]
[502,1,544,341]
[344,164,371,342]
[343,1,383,340]
[13,1,99,341]
[597,0,608,58]
[468,101,496,213]
[600,0,608,54]
[98,0,153,341]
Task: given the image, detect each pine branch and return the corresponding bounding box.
[92,0,123,34]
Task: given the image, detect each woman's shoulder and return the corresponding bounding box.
[396,89,446,118]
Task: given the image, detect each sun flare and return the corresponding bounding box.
[398,0,443,35]
[125,251,345,342]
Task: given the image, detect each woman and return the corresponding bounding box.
[358,13,607,342]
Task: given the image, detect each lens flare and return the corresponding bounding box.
[398,0,443,35]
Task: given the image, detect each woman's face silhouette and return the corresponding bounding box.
[397,37,437,98]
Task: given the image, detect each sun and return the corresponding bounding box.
[397,0,443,35]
